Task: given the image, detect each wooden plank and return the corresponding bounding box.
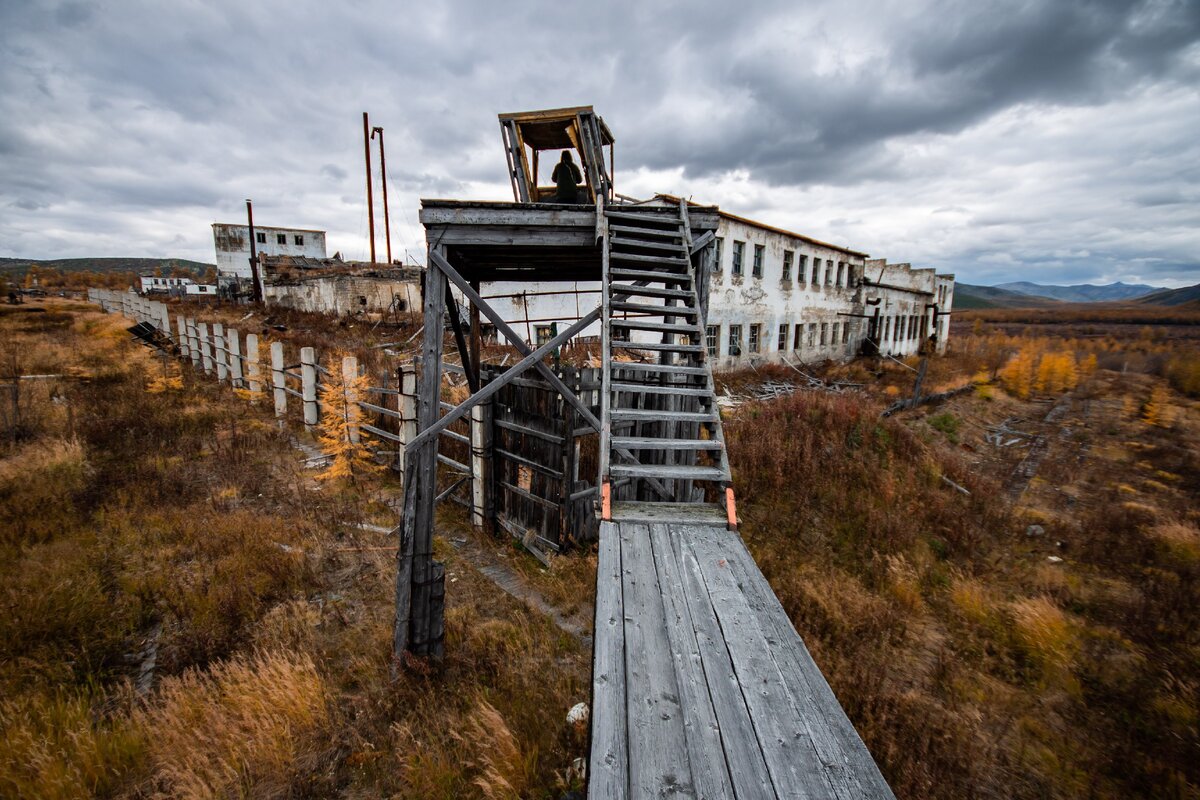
[589,521,628,798]
[608,283,693,300]
[611,236,687,252]
[610,464,725,481]
[610,268,692,285]
[610,251,690,266]
[687,525,838,798]
[420,205,598,227]
[608,361,709,378]
[719,533,896,799]
[611,408,716,423]
[612,301,699,318]
[611,437,722,451]
[648,522,737,798]
[610,382,712,398]
[609,223,683,239]
[608,502,728,526]
[495,417,565,444]
[612,341,704,355]
[611,319,696,335]
[620,522,694,797]
[673,526,777,799]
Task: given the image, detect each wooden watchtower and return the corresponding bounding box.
[396,106,894,799]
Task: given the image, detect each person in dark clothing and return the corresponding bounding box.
[549,150,583,203]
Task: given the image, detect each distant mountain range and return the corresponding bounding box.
[0,257,214,277]
[994,281,1161,303]
[953,280,1199,309]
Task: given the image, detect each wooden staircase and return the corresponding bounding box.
[598,199,736,528]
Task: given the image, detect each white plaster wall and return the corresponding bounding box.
[213,224,327,278]
[265,276,420,316]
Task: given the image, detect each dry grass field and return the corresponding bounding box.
[2,297,1197,798]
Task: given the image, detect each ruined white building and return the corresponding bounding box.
[139,275,195,295]
[474,201,955,367]
[259,255,421,317]
[211,223,327,293]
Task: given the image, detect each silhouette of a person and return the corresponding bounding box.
[550,150,583,204]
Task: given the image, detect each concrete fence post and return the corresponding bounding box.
[245,334,261,397]
[227,328,243,388]
[213,323,227,383]
[271,341,287,418]
[397,366,417,479]
[177,317,189,359]
[342,356,360,444]
[159,303,170,338]
[470,398,493,529]
[300,346,318,431]
[188,319,201,368]
[198,322,213,375]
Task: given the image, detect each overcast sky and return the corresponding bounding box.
[2,0,1198,287]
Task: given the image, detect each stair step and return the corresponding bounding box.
[610,301,698,318]
[610,236,686,253]
[608,501,729,525]
[610,269,692,286]
[609,224,683,240]
[610,463,728,482]
[610,318,696,335]
[612,362,709,377]
[604,209,684,226]
[610,251,689,266]
[611,408,718,423]
[612,437,723,450]
[611,381,711,397]
[608,283,694,300]
[612,340,705,354]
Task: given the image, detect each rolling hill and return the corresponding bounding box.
[0,257,214,277]
[952,283,1062,309]
[995,281,1161,303]
[1135,283,1200,307]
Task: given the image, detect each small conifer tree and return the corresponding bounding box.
[316,354,381,483]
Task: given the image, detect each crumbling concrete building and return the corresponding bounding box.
[212,222,327,294]
[259,255,421,317]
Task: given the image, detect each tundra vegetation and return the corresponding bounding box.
[1,298,1197,798]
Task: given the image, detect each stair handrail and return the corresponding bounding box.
[597,195,613,518]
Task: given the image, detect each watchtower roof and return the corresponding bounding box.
[497,106,614,150]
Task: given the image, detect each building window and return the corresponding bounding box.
[811,258,821,286]
[752,244,764,278]
[807,323,817,347]
[728,324,742,356]
[778,323,788,351]
[706,324,719,357]
[749,324,761,353]
[842,321,851,343]
[294,234,304,245]
[820,322,828,345]
[793,323,802,351]
[276,233,286,245]
[798,254,808,285]
[782,250,793,282]
[535,325,553,347]
[256,232,266,244]
[832,322,840,345]
[825,260,834,286]
[836,262,844,287]
[732,241,745,276]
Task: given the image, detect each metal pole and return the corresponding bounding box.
[363,112,376,263]
[246,199,262,302]
[372,126,392,264]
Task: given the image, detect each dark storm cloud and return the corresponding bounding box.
[0,0,1196,284]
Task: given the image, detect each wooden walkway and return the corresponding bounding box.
[589,519,895,799]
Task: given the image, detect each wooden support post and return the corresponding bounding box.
[300,346,318,431]
[470,398,492,530]
[177,317,190,360]
[245,334,261,396]
[343,355,360,444]
[396,366,417,478]
[198,322,213,375]
[227,328,243,388]
[271,341,287,418]
[397,248,447,663]
[213,323,227,383]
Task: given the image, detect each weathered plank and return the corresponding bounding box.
[620,522,694,797]
[719,532,897,800]
[589,521,628,798]
[687,525,839,799]
[672,526,777,799]
[648,522,736,799]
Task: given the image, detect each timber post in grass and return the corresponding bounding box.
[177,317,190,360]
[396,366,417,478]
[228,329,243,388]
[245,334,261,396]
[213,323,227,383]
[470,398,493,530]
[300,346,318,431]
[271,341,287,418]
[198,322,213,375]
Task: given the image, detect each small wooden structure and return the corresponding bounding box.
[396,106,895,797]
